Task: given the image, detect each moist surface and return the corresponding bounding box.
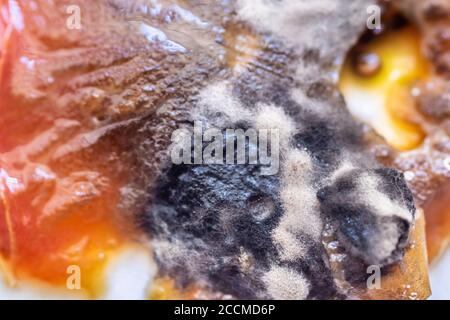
[0,0,430,299]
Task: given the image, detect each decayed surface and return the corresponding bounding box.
[400,0,450,261]
[0,0,430,299]
[372,0,450,261]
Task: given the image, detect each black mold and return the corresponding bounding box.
[317,169,414,267]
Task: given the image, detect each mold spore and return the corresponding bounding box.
[141,0,415,300]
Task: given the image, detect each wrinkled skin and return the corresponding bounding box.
[0,0,419,299]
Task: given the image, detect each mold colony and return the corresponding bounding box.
[0,0,437,299]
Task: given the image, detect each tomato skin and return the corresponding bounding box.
[0,2,127,296]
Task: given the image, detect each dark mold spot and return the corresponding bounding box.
[374,167,416,216]
[292,119,339,165]
[317,169,413,267]
[143,154,283,297]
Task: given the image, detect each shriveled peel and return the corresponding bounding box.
[390,0,450,263]
[0,0,433,300]
[423,182,450,262]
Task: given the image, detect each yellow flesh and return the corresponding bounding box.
[340,26,429,151]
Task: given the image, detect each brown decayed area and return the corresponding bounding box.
[423,181,450,260]
[149,277,233,300]
[0,0,432,299]
[370,0,450,262]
